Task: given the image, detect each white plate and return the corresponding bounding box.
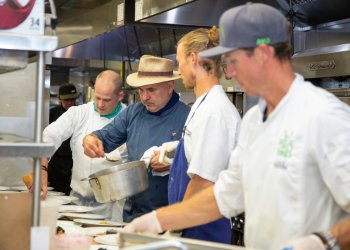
[94,234,118,246]
[59,205,95,213]
[0,186,10,191]
[47,191,65,196]
[47,186,54,191]
[10,185,28,191]
[57,220,84,235]
[74,219,127,227]
[59,213,105,220]
[46,195,79,205]
[83,227,120,237]
[90,245,119,250]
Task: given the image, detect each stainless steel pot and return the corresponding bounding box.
[83,160,149,203]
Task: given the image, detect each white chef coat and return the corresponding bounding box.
[214,74,350,250]
[184,85,241,181]
[43,101,126,220]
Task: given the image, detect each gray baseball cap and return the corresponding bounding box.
[199,3,289,58]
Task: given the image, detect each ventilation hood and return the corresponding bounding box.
[48,0,350,80]
[50,0,280,62]
[292,43,350,78]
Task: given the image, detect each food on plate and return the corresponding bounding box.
[96,229,119,236]
[22,172,32,186]
[56,226,65,234]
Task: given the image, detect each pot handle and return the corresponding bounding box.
[80,177,92,181]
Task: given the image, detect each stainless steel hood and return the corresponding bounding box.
[277,0,350,78]
[292,43,350,78]
[50,0,281,62]
[47,0,350,81]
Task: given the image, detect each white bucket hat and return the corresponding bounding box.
[126,55,181,87]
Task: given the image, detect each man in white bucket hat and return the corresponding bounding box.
[83,55,190,222]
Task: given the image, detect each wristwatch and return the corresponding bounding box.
[321,230,340,250]
[313,230,340,250]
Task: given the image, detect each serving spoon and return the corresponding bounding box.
[105,154,121,162]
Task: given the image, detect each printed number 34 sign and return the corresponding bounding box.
[0,0,44,35]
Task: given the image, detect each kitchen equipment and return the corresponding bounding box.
[82,160,148,202]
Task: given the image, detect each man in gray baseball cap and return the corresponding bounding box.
[199,2,289,57]
[122,3,350,250]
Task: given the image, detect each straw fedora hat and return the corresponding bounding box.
[127,55,181,87]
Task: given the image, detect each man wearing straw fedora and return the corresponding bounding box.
[83,55,190,222]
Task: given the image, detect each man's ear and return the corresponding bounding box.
[118,90,125,101]
[167,81,175,94]
[190,52,198,64]
[257,44,273,62]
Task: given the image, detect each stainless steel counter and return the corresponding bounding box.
[119,232,257,250]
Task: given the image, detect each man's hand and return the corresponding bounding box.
[83,134,105,158]
[23,159,49,199]
[123,211,163,234]
[150,151,170,172]
[158,141,178,165]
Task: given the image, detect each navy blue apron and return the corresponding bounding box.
[168,94,232,244]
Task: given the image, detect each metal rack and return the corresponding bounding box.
[0,32,57,229]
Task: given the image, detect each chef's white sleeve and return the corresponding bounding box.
[214,146,245,218]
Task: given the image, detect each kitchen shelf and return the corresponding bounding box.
[0,133,55,157]
[0,33,58,52]
[0,143,54,157]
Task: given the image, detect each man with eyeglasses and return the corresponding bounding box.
[83,55,190,222]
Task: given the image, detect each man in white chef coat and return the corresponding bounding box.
[26,70,127,221]
[122,3,350,249]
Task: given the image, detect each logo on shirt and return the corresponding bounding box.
[274,133,294,169]
[171,128,182,140]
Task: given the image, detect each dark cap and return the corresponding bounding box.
[199,3,289,57]
[59,84,79,100]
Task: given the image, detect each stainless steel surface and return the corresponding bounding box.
[50,0,279,62]
[277,0,350,27]
[0,133,54,157]
[105,154,122,162]
[327,88,350,106]
[87,160,149,202]
[292,43,350,78]
[287,3,350,79]
[52,0,124,49]
[32,51,46,226]
[136,0,194,21]
[0,33,58,51]
[0,4,57,231]
[138,0,280,26]
[122,239,188,250]
[0,50,28,72]
[119,232,251,250]
[46,0,350,80]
